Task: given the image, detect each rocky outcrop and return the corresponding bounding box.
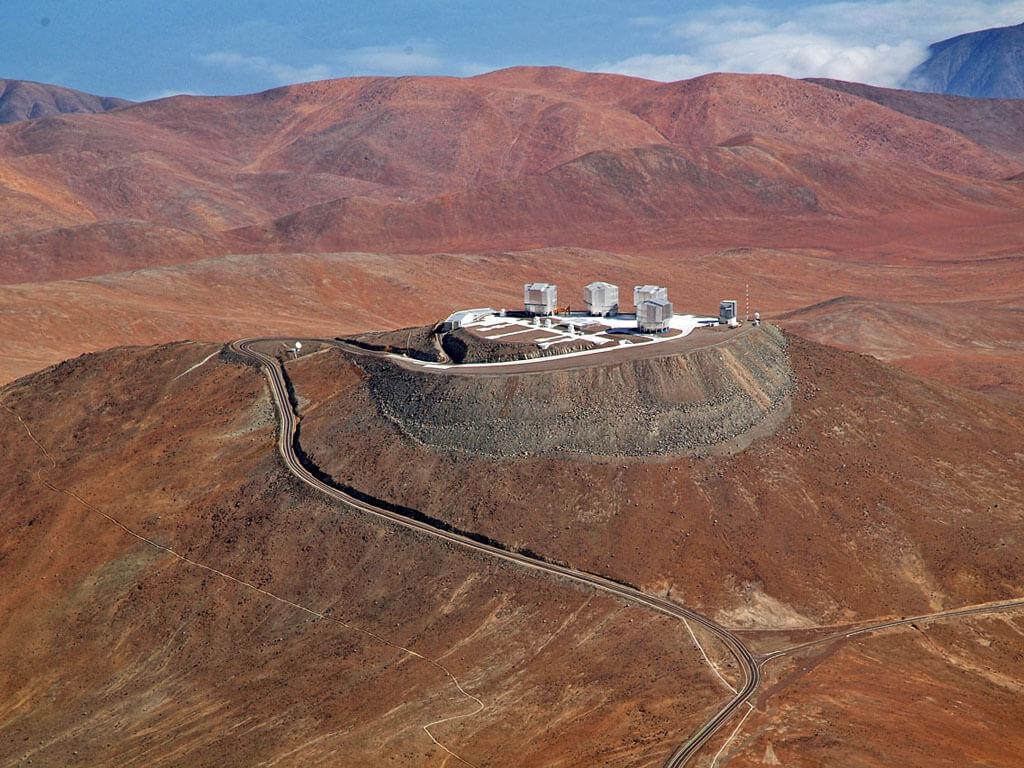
[441,326,599,364]
[343,326,445,362]
[360,324,793,458]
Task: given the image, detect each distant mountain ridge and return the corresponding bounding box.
[0,78,131,124]
[906,22,1024,98]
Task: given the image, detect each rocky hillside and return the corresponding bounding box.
[0,78,130,123]
[906,22,1024,98]
[809,77,1024,161]
[2,67,1023,281]
[357,324,793,458]
[0,342,723,767]
[290,330,1024,628]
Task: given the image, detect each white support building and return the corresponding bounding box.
[637,298,674,333]
[441,307,496,331]
[524,282,558,315]
[634,284,668,308]
[583,281,619,316]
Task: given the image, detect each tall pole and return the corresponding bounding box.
[745,283,750,322]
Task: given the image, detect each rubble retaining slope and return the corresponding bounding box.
[362,324,794,458]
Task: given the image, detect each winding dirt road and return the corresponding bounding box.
[229,337,760,767]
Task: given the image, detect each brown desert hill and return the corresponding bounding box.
[288,328,1024,629]
[724,615,1024,767]
[778,294,1024,401]
[231,136,1024,256]
[2,67,1024,278]
[0,342,727,767]
[0,69,669,242]
[0,220,226,284]
[0,78,131,124]
[808,77,1024,162]
[279,326,1024,766]
[2,245,1022,402]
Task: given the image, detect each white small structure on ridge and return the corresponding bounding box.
[634,284,668,308]
[719,300,738,324]
[584,281,619,316]
[441,307,495,331]
[524,282,558,315]
[636,298,674,332]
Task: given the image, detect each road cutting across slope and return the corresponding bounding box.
[761,597,1024,663]
[228,337,761,768]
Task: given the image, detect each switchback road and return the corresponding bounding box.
[228,338,760,768]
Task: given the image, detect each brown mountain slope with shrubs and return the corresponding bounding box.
[2,67,1023,281]
[289,329,1024,628]
[0,342,728,767]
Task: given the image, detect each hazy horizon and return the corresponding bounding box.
[3,1,1023,100]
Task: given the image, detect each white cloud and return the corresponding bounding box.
[628,16,667,28]
[140,88,202,101]
[197,42,450,85]
[339,44,442,74]
[197,51,331,84]
[605,53,708,82]
[602,0,1024,87]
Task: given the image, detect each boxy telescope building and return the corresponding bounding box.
[524,283,558,315]
[584,281,619,316]
[634,285,668,307]
[636,297,674,332]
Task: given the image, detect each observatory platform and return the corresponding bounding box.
[459,310,714,352]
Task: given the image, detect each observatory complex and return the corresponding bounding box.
[436,281,745,361]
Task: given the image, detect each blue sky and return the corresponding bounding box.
[5,1,1023,99]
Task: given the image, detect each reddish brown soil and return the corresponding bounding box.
[2,245,1022,404]
[289,331,1024,628]
[2,67,1022,279]
[0,79,131,125]
[1,67,1022,406]
[723,615,1024,767]
[0,343,724,767]
[808,78,1024,161]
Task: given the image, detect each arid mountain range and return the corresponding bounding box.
[2,63,1024,768]
[906,21,1024,99]
[2,324,1023,766]
[1,66,1021,402]
[0,78,130,124]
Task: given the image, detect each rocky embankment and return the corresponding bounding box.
[441,327,600,364]
[360,324,793,458]
[342,326,445,362]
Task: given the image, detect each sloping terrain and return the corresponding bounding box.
[0,342,725,767]
[233,137,1024,256]
[1,67,1023,280]
[905,22,1024,98]
[0,78,130,124]
[809,78,1024,162]
[726,616,1024,767]
[357,325,792,458]
[289,331,1024,627]
[0,67,1021,410]
[283,327,1024,763]
[3,244,1021,404]
[780,295,1024,402]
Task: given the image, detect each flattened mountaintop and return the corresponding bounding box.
[356,324,793,458]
